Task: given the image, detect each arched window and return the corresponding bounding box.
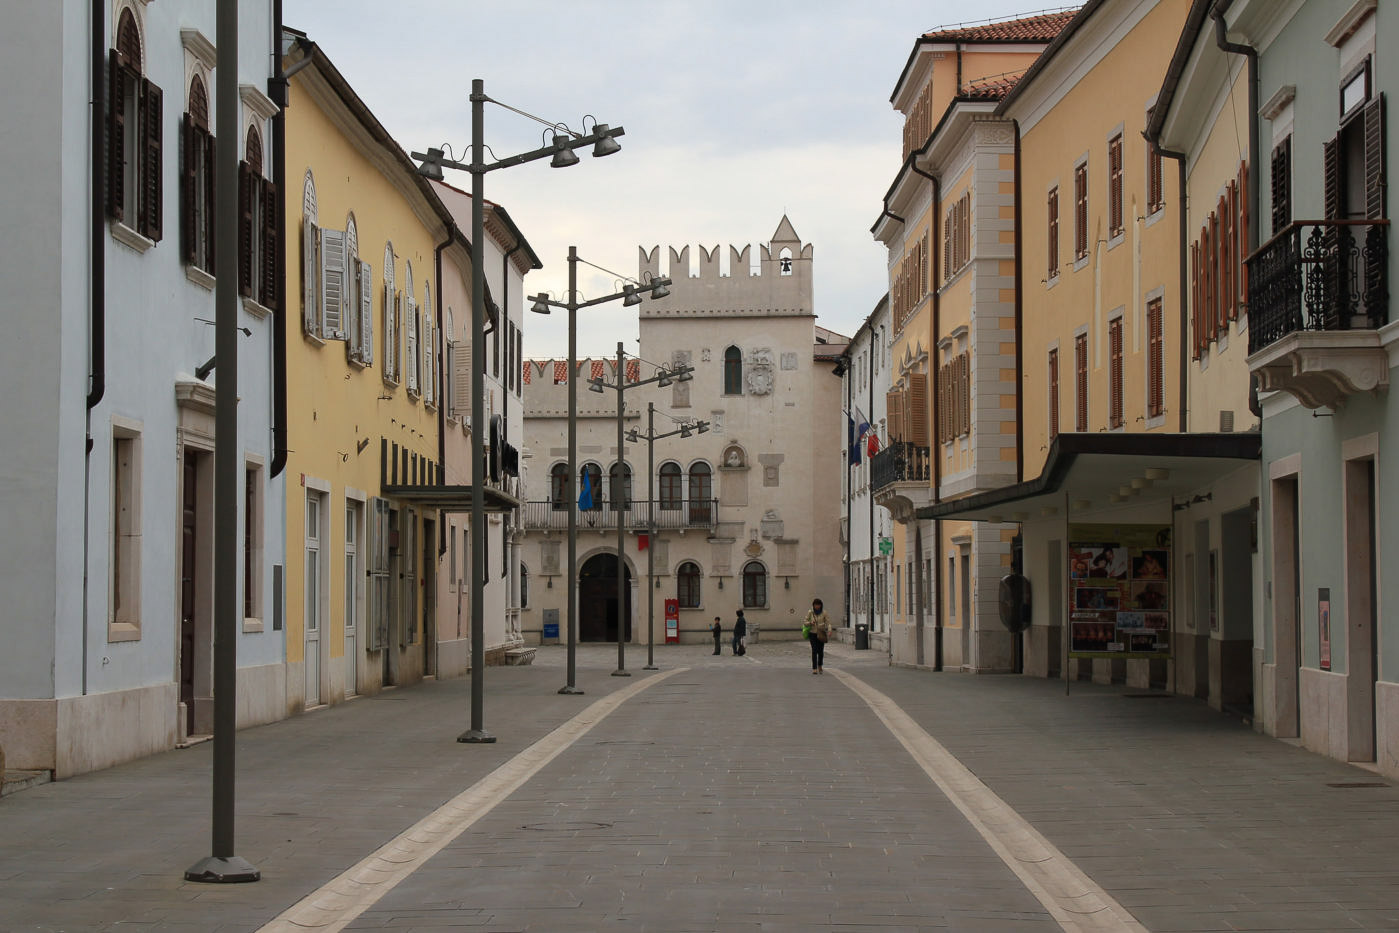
[609,462,632,511]
[658,462,683,510]
[421,285,435,406]
[109,7,162,241]
[182,74,214,272]
[580,463,603,511]
[550,463,569,510]
[742,561,767,608]
[519,565,530,609]
[382,242,398,385]
[238,125,277,309]
[677,561,701,608]
[688,462,712,525]
[405,264,419,395]
[723,346,743,395]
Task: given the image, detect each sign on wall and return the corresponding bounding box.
[1067,524,1172,659]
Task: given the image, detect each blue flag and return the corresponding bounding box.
[578,470,594,510]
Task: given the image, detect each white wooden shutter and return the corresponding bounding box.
[423,312,435,405]
[405,295,419,394]
[318,227,346,340]
[453,339,471,420]
[383,285,397,383]
[345,256,362,361]
[359,260,373,365]
[367,497,390,651]
[445,341,456,418]
[301,217,318,336]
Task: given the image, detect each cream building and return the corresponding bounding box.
[518,219,847,648]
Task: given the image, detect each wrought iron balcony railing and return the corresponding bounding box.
[1246,219,1389,356]
[870,442,931,492]
[520,498,719,533]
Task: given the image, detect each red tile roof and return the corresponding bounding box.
[923,8,1079,43]
[962,71,1027,100]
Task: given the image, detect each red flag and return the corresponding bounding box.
[867,430,880,456]
[638,534,649,550]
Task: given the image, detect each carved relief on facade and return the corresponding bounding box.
[540,540,560,575]
[746,347,774,395]
[760,509,784,539]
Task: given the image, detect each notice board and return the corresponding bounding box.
[1067,523,1171,659]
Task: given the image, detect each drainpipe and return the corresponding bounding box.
[927,168,944,672]
[910,162,938,669]
[1012,119,1025,483]
[435,223,454,559]
[501,239,522,432]
[955,42,963,95]
[83,0,106,696]
[268,1,288,479]
[1152,141,1190,433]
[1212,1,1262,418]
[843,352,852,629]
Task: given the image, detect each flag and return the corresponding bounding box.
[855,407,871,440]
[638,533,649,550]
[578,470,594,510]
[867,428,880,457]
[848,412,861,466]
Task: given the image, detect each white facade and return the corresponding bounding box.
[0,0,283,777]
[518,219,847,646]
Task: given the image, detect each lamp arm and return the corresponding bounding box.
[481,126,626,175]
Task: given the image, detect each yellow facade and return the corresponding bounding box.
[281,42,460,709]
[1012,0,1192,477]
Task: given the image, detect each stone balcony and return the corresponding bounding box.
[870,441,933,523]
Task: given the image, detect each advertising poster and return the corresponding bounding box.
[1319,588,1331,671]
[1068,524,1172,659]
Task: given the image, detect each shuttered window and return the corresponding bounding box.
[107,10,163,242]
[238,127,276,309]
[1237,161,1250,310]
[1108,318,1124,429]
[1147,298,1164,419]
[1108,134,1124,238]
[1047,187,1059,279]
[1270,137,1292,235]
[405,293,419,395]
[181,76,215,272]
[1074,334,1088,432]
[318,227,347,340]
[382,246,398,384]
[907,372,929,446]
[1219,191,1233,325]
[1364,96,1385,220]
[1048,348,1059,440]
[1147,108,1165,214]
[1074,163,1089,260]
[367,498,391,651]
[1191,241,1201,360]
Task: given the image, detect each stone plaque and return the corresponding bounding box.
[780,352,799,370]
[541,540,560,574]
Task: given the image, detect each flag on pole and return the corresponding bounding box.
[578,470,594,510]
[867,427,881,457]
[855,407,871,441]
[848,412,861,466]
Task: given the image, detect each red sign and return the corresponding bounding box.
[664,599,679,644]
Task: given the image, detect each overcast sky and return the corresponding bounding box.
[287,1,1062,360]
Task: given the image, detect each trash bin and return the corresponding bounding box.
[855,623,869,650]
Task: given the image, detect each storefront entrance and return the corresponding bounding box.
[579,553,632,643]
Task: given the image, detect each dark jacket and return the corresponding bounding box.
[733,614,747,637]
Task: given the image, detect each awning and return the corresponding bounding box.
[381,484,521,513]
[915,432,1260,522]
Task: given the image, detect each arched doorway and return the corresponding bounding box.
[579,553,632,643]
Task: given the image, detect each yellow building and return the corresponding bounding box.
[280,32,469,708]
[872,12,1074,671]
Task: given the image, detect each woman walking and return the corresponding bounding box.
[732,609,747,656]
[804,598,831,674]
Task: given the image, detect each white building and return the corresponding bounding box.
[0,1,284,777]
[518,218,847,646]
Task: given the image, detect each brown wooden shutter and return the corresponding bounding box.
[908,372,929,446]
[1074,335,1088,432]
[1109,135,1123,236]
[1221,191,1234,323]
[262,178,279,310]
[181,112,196,264]
[139,79,162,241]
[238,161,253,297]
[1204,215,1216,343]
[1271,138,1291,234]
[1365,95,1385,219]
[1238,161,1250,309]
[1048,349,1059,439]
[886,390,902,443]
[943,212,952,282]
[1323,135,1341,220]
[1048,187,1059,276]
[1109,318,1123,429]
[204,132,217,273]
[1147,299,1164,418]
[107,52,125,222]
[1191,241,1201,360]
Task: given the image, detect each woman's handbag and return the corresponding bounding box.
[801,623,812,639]
[816,626,829,643]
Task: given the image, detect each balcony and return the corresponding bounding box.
[870,441,932,523]
[1246,219,1390,409]
[520,498,719,534]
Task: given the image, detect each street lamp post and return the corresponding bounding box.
[412,80,625,741]
[529,256,670,692]
[628,403,708,670]
[587,348,694,676]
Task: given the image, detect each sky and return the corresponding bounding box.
[287,0,1064,360]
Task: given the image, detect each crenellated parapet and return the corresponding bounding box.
[521,356,652,419]
[638,215,814,319]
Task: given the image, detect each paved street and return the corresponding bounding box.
[2,642,1397,932]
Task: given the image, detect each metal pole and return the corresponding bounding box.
[644,402,657,669]
[612,342,630,677]
[560,249,583,694]
[458,79,494,743]
[185,0,258,883]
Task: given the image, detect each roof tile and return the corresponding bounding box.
[923,9,1079,43]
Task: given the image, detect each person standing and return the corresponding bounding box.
[804,598,831,674]
[710,616,723,655]
[732,609,747,656]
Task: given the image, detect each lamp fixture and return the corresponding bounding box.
[650,280,671,300]
[588,378,605,393]
[550,134,581,168]
[530,294,551,314]
[592,124,622,157]
[415,147,445,181]
[656,370,673,387]
[622,284,642,307]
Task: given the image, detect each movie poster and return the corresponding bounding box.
[1067,524,1171,658]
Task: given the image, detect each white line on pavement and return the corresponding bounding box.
[256,668,686,933]
[833,669,1149,933]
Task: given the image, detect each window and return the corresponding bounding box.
[1147,299,1164,419]
[344,502,360,692]
[401,513,417,646]
[723,346,743,394]
[108,9,163,242]
[342,214,374,366]
[1271,137,1292,235]
[1108,317,1124,429]
[367,498,390,651]
[421,288,435,407]
[1074,334,1088,432]
[1108,134,1124,238]
[742,561,767,608]
[1047,186,1059,279]
[1048,348,1059,440]
[688,462,712,525]
[947,556,956,617]
[239,126,279,310]
[942,191,971,282]
[305,494,322,656]
[110,427,142,638]
[182,75,214,273]
[515,328,524,397]
[1147,110,1165,214]
[1074,162,1089,260]
[405,271,419,395]
[580,463,603,511]
[382,243,399,384]
[677,561,701,608]
[659,462,683,510]
[244,465,263,623]
[936,352,970,443]
[520,565,529,609]
[550,463,569,510]
[609,462,632,511]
